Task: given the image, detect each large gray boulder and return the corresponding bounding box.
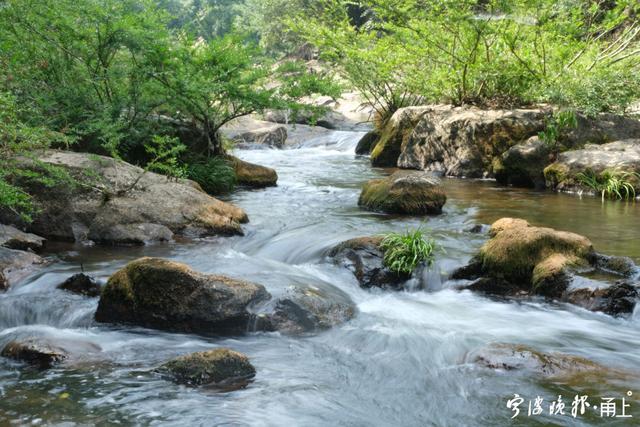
[229,124,288,149]
[0,247,44,291]
[359,171,447,215]
[544,139,640,194]
[0,151,248,245]
[0,224,45,251]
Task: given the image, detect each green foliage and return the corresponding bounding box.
[380,229,437,275]
[295,0,640,119]
[538,110,578,152]
[0,92,74,222]
[186,157,237,195]
[576,169,639,201]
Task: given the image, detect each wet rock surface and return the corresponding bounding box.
[57,273,102,297]
[1,338,68,369]
[159,348,256,388]
[359,171,447,215]
[328,236,409,289]
[255,285,356,334]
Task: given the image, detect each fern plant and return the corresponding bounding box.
[576,169,639,201]
[380,229,437,275]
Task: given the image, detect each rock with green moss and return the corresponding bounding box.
[227,155,278,188]
[359,171,446,215]
[160,348,255,387]
[544,140,640,194]
[327,236,410,289]
[370,106,440,167]
[95,257,270,335]
[452,218,638,316]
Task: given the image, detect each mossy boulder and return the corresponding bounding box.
[327,236,410,289]
[370,107,438,167]
[359,171,447,215]
[452,218,639,316]
[95,257,270,335]
[160,348,255,388]
[1,338,68,369]
[227,155,278,188]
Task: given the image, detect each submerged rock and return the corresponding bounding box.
[0,247,45,291]
[227,155,278,188]
[255,285,356,334]
[468,343,606,379]
[328,236,410,289]
[0,151,248,245]
[544,139,640,195]
[358,171,446,215]
[1,338,68,369]
[564,282,638,317]
[95,258,270,335]
[160,348,255,388]
[57,273,101,297]
[0,225,45,251]
[452,218,638,316]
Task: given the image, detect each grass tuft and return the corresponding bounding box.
[380,229,437,275]
[576,169,639,201]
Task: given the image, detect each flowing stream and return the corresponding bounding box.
[1,129,640,426]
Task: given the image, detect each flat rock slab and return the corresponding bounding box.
[0,247,44,291]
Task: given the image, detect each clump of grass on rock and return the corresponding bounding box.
[380,229,437,275]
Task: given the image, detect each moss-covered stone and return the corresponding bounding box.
[479,218,593,288]
[227,155,278,188]
[95,257,270,335]
[358,171,447,215]
[160,348,255,387]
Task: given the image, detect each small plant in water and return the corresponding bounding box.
[576,169,639,201]
[380,229,437,275]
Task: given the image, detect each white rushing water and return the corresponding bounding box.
[1,130,639,426]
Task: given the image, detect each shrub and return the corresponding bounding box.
[538,110,578,153]
[576,169,639,201]
[186,156,237,195]
[380,229,437,275]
